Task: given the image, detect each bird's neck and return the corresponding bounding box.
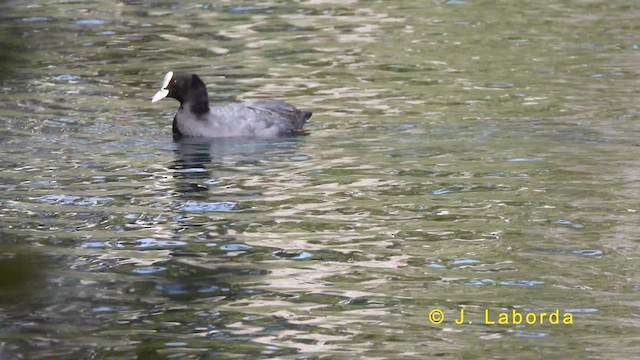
[185,88,209,115]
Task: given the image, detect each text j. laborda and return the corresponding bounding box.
[428,308,574,325]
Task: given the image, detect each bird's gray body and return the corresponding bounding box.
[173,99,310,139]
[152,72,311,140]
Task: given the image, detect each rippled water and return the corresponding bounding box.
[1,0,640,358]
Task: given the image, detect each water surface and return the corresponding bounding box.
[1,0,639,358]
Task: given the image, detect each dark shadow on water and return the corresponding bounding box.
[0,2,28,81]
[0,250,50,305]
[0,3,47,308]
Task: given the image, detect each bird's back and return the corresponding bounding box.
[203,100,311,138]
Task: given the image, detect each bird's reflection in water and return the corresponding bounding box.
[157,137,308,303]
[171,136,307,196]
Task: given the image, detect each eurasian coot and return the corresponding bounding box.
[152,71,312,139]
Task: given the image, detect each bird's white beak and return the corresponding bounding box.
[151,71,174,103]
[151,89,168,103]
